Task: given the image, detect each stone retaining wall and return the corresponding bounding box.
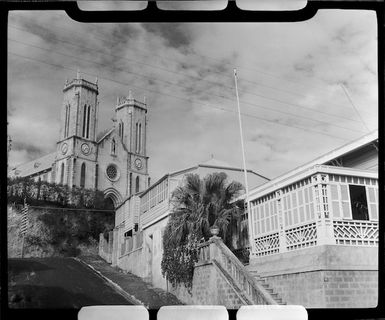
[169,262,246,308]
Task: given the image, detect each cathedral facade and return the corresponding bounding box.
[8,75,150,207]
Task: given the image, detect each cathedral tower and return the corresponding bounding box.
[54,73,99,188]
[115,93,149,194]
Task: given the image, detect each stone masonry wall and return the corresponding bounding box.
[263,269,378,308]
[323,270,378,308]
[170,262,246,308]
[263,270,326,308]
[117,247,146,279]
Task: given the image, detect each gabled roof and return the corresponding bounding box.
[199,158,233,168]
[8,152,56,178]
[139,157,269,198]
[96,128,114,144]
[248,130,378,199]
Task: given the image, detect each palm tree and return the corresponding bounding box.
[165,172,244,248]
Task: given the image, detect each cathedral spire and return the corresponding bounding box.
[77,68,80,79]
[128,90,133,100]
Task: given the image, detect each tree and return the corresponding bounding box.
[161,172,244,290]
[168,172,244,245]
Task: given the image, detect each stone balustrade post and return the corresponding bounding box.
[209,236,221,262]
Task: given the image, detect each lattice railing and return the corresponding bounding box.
[254,233,279,257]
[333,220,378,246]
[285,222,317,251]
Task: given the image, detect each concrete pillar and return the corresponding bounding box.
[276,190,287,253]
[312,173,335,246]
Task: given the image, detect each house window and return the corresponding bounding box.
[330,181,376,221]
[349,185,369,221]
[80,163,86,188]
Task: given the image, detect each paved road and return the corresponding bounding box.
[8,257,134,308]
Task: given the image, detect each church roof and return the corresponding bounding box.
[8,152,56,178]
[96,128,114,143]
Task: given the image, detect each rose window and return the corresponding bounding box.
[106,164,118,180]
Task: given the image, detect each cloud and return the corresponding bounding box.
[142,23,193,49]
[12,141,45,160]
[7,9,378,182]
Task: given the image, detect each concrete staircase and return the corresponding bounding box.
[198,237,286,305]
[248,270,286,305]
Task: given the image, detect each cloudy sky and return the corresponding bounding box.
[7,8,378,185]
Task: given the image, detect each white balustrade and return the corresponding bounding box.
[333,220,378,246]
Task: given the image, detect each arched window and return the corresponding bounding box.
[64,105,70,138]
[135,176,140,193]
[118,122,122,137]
[148,177,151,187]
[86,105,91,139]
[80,163,86,188]
[95,164,99,189]
[72,158,76,188]
[60,163,65,184]
[139,123,142,153]
[121,122,124,139]
[129,173,133,195]
[111,138,116,155]
[82,104,87,137]
[135,123,138,153]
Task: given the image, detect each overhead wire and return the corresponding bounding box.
[9,24,364,123]
[8,50,353,142]
[8,37,367,134]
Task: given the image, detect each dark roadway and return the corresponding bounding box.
[8,257,134,308]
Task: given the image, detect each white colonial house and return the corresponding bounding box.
[246,130,379,308]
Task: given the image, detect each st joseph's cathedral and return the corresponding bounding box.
[8,74,150,207]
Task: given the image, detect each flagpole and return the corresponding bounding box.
[233,69,254,258]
